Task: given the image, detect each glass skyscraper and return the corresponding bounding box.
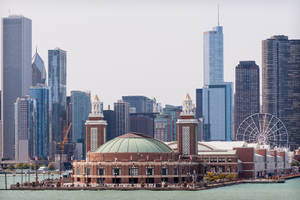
[71,91,91,143]
[48,48,67,143]
[32,49,46,86]
[262,35,300,150]
[30,86,50,158]
[2,15,32,159]
[196,83,232,141]
[203,26,224,85]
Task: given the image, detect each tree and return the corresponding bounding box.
[48,163,55,171]
[14,163,24,169]
[23,163,30,169]
[8,164,15,170]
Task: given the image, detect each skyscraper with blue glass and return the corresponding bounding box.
[30,85,50,158]
[48,48,67,143]
[203,25,223,85]
[71,91,91,143]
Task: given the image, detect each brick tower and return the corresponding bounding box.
[85,95,107,155]
[177,94,198,155]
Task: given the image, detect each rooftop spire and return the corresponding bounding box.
[217,4,220,26]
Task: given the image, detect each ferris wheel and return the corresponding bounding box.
[236,113,288,148]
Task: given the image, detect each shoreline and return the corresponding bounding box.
[3,174,300,191]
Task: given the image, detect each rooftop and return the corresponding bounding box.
[95,133,172,153]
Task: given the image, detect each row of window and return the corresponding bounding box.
[202,157,233,163]
[78,166,184,176]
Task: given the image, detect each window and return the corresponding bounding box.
[85,167,91,175]
[161,167,168,175]
[146,167,154,176]
[182,126,190,155]
[129,167,138,176]
[91,127,98,152]
[227,158,232,162]
[227,166,232,172]
[77,167,81,175]
[173,167,178,175]
[219,158,225,162]
[113,167,121,176]
[97,167,105,176]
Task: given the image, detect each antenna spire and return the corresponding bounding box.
[217,4,220,26]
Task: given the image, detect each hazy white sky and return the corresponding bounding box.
[1,0,299,108]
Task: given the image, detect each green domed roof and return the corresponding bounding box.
[95,133,172,153]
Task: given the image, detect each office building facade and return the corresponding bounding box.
[103,108,116,141]
[71,91,91,143]
[29,86,50,158]
[234,61,260,138]
[48,48,67,143]
[32,50,46,86]
[203,25,224,85]
[2,15,32,159]
[122,96,154,113]
[129,113,156,138]
[14,96,37,161]
[262,35,300,149]
[114,100,130,137]
[196,83,232,141]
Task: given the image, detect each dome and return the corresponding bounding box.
[95,133,172,153]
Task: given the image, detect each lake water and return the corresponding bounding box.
[0,175,299,200]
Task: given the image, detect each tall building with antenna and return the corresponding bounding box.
[203,6,223,86]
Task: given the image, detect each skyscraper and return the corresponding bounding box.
[29,85,50,159]
[129,113,156,138]
[203,25,223,85]
[154,105,181,142]
[71,91,91,143]
[196,83,232,141]
[122,96,154,113]
[103,107,116,141]
[32,49,46,86]
[114,100,130,137]
[48,48,67,143]
[262,35,300,149]
[234,61,260,138]
[14,96,37,161]
[2,15,32,159]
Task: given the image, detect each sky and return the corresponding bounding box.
[0,0,299,108]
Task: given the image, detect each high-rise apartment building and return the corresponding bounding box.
[48,48,67,143]
[122,96,154,113]
[154,105,181,142]
[32,49,46,86]
[29,85,50,159]
[114,100,130,137]
[14,96,37,161]
[234,61,260,138]
[203,25,223,85]
[2,15,32,159]
[196,83,232,141]
[71,91,91,143]
[262,35,300,149]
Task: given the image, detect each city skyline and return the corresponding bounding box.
[0,0,299,107]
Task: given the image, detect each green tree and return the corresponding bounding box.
[48,163,55,171]
[8,164,15,170]
[14,163,24,169]
[23,163,30,169]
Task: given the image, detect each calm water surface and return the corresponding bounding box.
[0,176,299,200]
